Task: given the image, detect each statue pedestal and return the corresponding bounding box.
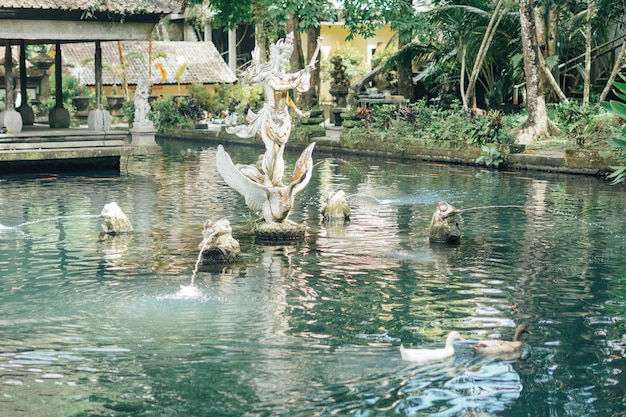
[255,221,306,242]
[201,246,239,264]
[49,106,70,128]
[130,126,158,147]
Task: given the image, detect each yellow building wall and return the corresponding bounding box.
[312,23,396,104]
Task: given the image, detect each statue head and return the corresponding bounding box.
[270,32,294,65]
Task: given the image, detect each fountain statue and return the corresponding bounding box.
[217,33,322,241]
[198,218,240,264]
[100,202,133,235]
[428,201,461,244]
[321,190,351,224]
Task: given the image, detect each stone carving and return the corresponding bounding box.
[329,56,350,108]
[216,142,315,226]
[428,201,461,244]
[217,33,322,241]
[321,190,351,223]
[133,78,153,129]
[100,202,133,235]
[199,218,240,264]
[226,33,322,186]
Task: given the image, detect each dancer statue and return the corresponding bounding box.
[217,33,322,240]
[226,32,322,186]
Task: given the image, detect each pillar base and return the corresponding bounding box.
[88,109,112,131]
[0,110,23,133]
[49,106,70,128]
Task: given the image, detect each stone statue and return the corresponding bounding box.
[199,218,240,264]
[226,33,322,186]
[321,190,351,223]
[329,56,350,108]
[217,33,322,241]
[216,142,315,226]
[100,202,133,235]
[428,201,461,244]
[133,78,153,129]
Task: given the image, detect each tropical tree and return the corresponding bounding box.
[189,0,336,109]
[510,0,561,143]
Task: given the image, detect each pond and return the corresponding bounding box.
[0,138,625,416]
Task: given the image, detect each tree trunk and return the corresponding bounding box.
[460,44,468,109]
[254,22,268,63]
[464,0,506,110]
[582,1,593,106]
[397,29,415,102]
[117,41,129,99]
[301,26,321,109]
[539,51,568,102]
[598,41,626,103]
[547,6,558,57]
[534,2,546,55]
[510,0,561,144]
[287,17,304,72]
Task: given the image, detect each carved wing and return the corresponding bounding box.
[216,145,268,212]
[289,142,316,196]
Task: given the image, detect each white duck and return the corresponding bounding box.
[399,331,464,362]
[471,324,529,355]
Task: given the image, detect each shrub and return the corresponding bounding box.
[603,73,626,185]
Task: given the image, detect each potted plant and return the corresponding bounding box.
[171,62,188,102]
[103,62,125,116]
[71,57,93,116]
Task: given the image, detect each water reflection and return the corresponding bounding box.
[0,141,624,416]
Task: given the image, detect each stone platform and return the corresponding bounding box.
[0,124,132,173]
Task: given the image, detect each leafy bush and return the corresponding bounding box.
[188,83,262,120]
[149,97,195,132]
[355,101,513,145]
[603,73,626,185]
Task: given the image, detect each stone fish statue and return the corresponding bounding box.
[321,190,351,223]
[100,202,133,235]
[428,201,461,244]
[199,218,240,264]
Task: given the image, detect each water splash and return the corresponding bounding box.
[164,232,214,300]
[456,204,624,240]
[455,205,527,213]
[12,214,101,228]
[346,194,390,205]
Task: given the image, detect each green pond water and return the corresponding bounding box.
[0,139,625,416]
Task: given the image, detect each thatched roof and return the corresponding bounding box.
[0,0,185,15]
[0,1,185,43]
[62,41,237,86]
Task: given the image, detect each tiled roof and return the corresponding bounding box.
[61,41,237,86]
[0,1,185,14]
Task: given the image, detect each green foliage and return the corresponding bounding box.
[476,145,504,167]
[463,109,512,146]
[603,73,626,185]
[320,44,367,84]
[149,97,196,132]
[343,100,514,149]
[188,83,263,119]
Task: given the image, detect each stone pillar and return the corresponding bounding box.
[49,42,70,128]
[228,28,237,72]
[88,41,112,131]
[0,41,23,133]
[17,40,34,125]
